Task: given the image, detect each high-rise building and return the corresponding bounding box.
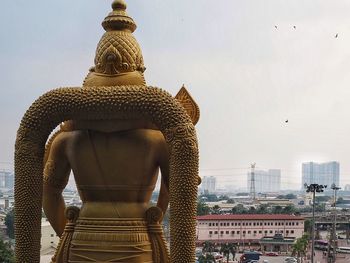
[247,169,281,193]
[201,176,216,194]
[0,171,14,189]
[301,161,339,189]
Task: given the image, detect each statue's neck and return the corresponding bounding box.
[83,71,146,87]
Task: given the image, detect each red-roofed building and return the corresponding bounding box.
[196,214,304,251]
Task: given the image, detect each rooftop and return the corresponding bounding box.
[197,214,304,221]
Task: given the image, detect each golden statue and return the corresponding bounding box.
[14,1,200,262]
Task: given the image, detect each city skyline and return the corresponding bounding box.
[2,1,350,191]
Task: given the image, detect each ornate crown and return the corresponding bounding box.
[93,0,145,75]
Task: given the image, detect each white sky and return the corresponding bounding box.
[1,0,350,190]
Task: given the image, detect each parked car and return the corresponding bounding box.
[284,257,297,263]
[262,260,269,263]
[265,252,278,256]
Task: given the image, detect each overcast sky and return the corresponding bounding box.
[1,0,350,190]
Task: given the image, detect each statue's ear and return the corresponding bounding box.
[175,85,200,125]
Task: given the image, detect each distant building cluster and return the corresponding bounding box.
[200,176,216,194]
[302,161,339,189]
[0,171,14,190]
[247,169,281,193]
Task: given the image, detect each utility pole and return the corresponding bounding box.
[249,163,256,201]
[328,184,341,263]
[305,183,327,263]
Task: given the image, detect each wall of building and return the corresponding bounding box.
[196,215,304,244]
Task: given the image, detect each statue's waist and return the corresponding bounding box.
[77,184,155,202]
[79,201,150,218]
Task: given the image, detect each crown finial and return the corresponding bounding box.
[112,0,126,11]
[102,0,136,32]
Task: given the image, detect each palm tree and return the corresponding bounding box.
[220,243,237,263]
[202,241,216,254]
[292,234,309,262]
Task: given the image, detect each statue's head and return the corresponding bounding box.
[83,0,146,87]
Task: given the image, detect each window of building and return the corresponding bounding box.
[231,223,234,226]
[249,222,252,226]
[253,231,257,234]
[216,223,218,226]
[214,231,218,234]
[264,222,267,226]
[231,231,235,235]
[291,230,294,234]
[260,222,263,226]
[237,231,240,234]
[220,223,223,226]
[253,222,256,226]
[265,230,268,234]
[286,230,289,234]
[259,231,262,234]
[296,222,299,226]
[243,231,246,234]
[51,234,54,237]
[209,231,213,235]
[220,231,224,235]
[226,231,229,234]
[248,231,251,234]
[269,230,273,234]
[238,223,241,226]
[209,223,211,226]
[275,222,278,226]
[242,223,245,226]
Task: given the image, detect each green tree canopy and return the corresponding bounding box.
[220,243,237,263]
[0,238,14,263]
[197,201,210,216]
[4,210,14,239]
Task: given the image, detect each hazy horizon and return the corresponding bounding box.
[2,0,350,190]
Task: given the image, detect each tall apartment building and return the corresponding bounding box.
[201,176,216,194]
[302,161,339,189]
[247,169,281,193]
[0,171,14,190]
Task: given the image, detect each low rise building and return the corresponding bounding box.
[196,214,304,251]
[41,220,59,256]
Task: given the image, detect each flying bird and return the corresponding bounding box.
[285,119,289,123]
[275,25,278,29]
[335,33,338,38]
[293,26,296,29]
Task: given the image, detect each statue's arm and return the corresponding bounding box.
[42,132,71,237]
[157,138,170,217]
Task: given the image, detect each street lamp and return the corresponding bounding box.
[330,183,341,263]
[305,183,327,263]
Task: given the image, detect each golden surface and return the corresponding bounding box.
[14,0,199,262]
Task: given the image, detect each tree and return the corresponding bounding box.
[272,205,283,214]
[4,210,14,239]
[292,234,309,261]
[220,243,237,263]
[256,204,269,214]
[202,241,216,255]
[0,238,14,263]
[282,205,296,215]
[231,204,247,214]
[304,219,312,234]
[211,205,221,215]
[197,201,210,216]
